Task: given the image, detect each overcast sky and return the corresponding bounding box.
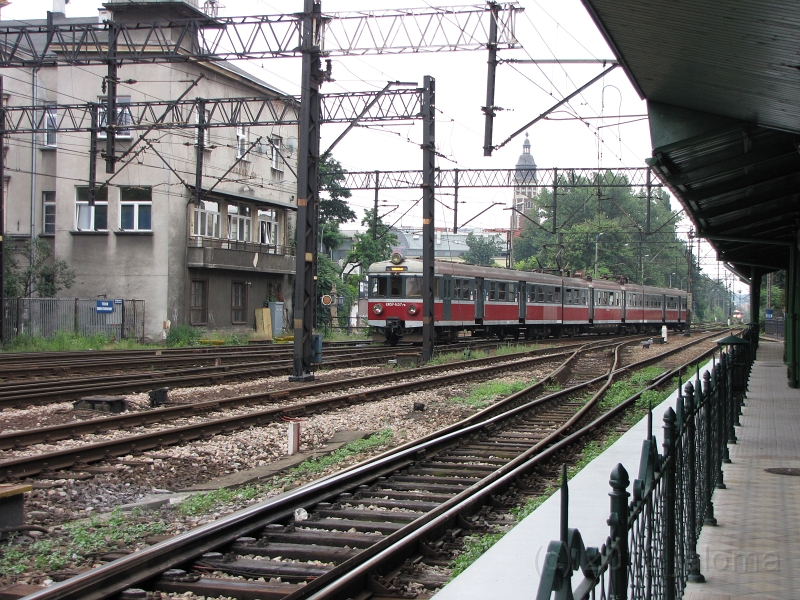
[2,0,747,295]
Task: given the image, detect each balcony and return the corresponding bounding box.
[188,237,295,274]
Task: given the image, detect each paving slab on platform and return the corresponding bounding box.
[685,340,800,600]
[434,357,715,599]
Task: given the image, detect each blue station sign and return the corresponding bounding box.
[96,300,114,313]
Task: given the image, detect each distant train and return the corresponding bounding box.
[367,254,690,344]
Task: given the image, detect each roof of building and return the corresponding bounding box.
[582,0,800,277]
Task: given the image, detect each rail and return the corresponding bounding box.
[188,236,294,256]
[536,324,758,600]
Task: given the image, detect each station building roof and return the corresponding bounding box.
[581,0,800,277]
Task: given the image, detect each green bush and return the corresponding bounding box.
[165,324,200,347]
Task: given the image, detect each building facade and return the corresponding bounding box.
[1,0,298,340]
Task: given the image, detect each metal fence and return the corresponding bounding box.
[2,298,146,343]
[764,318,785,339]
[537,325,758,600]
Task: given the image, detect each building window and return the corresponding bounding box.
[236,126,249,159]
[190,279,208,325]
[44,105,57,147]
[75,186,109,231]
[228,203,252,242]
[270,135,283,171]
[43,191,56,234]
[258,208,278,245]
[193,200,221,238]
[119,186,152,231]
[231,281,247,323]
[98,96,132,139]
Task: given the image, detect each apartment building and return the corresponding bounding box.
[1,0,298,339]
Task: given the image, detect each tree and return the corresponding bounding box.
[345,209,398,274]
[319,154,356,225]
[462,232,502,266]
[3,239,75,298]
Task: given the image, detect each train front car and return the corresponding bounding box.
[367,254,424,345]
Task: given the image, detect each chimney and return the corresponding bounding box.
[52,0,66,16]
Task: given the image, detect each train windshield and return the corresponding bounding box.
[406,276,423,298]
[370,276,388,298]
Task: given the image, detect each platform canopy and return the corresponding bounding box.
[581,0,800,277]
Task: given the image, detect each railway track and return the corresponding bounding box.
[0,332,723,481]
[13,331,724,600]
[0,341,515,409]
[0,334,648,409]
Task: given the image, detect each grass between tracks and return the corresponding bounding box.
[446,362,696,583]
[448,380,531,408]
[0,509,167,576]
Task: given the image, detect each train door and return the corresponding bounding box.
[621,290,627,322]
[443,275,452,321]
[589,287,595,321]
[475,277,485,320]
[518,280,526,321]
[661,294,666,322]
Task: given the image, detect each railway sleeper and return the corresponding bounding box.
[154,576,300,600]
[353,489,454,504]
[195,554,331,581]
[405,466,496,478]
[374,481,467,494]
[337,497,442,512]
[299,517,404,535]
[388,474,481,486]
[311,507,422,523]
[261,525,378,549]
[230,539,360,564]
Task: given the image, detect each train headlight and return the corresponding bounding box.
[408,304,419,316]
[390,252,404,265]
[373,303,383,315]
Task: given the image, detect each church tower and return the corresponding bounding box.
[512,132,537,230]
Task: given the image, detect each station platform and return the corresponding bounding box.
[434,340,799,600]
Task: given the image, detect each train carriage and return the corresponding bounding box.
[367,254,688,344]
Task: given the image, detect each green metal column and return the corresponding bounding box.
[787,239,798,387]
[750,268,761,326]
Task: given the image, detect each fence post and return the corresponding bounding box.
[685,380,705,583]
[608,463,629,599]
[725,352,738,445]
[703,369,721,514]
[663,407,677,600]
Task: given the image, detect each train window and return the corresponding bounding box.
[489,281,497,301]
[511,283,518,301]
[454,279,462,300]
[527,284,535,302]
[498,282,507,301]
[435,278,441,299]
[405,276,422,298]
[390,276,403,298]
[564,288,572,305]
[370,276,388,298]
[537,285,545,303]
[554,287,561,302]
[546,287,554,303]
[614,292,620,306]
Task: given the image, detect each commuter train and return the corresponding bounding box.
[367,254,690,344]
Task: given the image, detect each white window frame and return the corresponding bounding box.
[75,201,108,231]
[193,207,221,238]
[43,191,56,234]
[228,213,252,242]
[44,105,57,147]
[98,96,132,140]
[120,201,152,231]
[258,208,278,245]
[270,135,283,171]
[236,126,250,160]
